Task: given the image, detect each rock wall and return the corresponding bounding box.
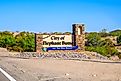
[11,51,108,60]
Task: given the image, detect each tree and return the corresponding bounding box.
[99,29,109,37]
[52,32,63,35]
[63,32,71,35]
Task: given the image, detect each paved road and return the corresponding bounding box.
[0,72,9,81]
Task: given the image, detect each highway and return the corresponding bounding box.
[0,72,9,81]
[0,68,16,81]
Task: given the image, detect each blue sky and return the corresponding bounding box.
[0,0,121,32]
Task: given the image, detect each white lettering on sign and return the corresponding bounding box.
[42,35,72,47]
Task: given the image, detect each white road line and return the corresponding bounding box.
[0,68,16,81]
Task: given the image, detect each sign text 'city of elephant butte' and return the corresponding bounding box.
[42,35,72,47]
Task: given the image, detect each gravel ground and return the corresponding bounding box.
[0,55,121,81]
[8,52,108,60]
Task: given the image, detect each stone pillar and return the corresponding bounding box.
[35,34,43,53]
[72,24,85,51]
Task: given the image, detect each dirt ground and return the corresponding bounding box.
[0,56,121,81]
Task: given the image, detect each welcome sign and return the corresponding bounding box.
[42,35,72,47]
[36,24,85,52]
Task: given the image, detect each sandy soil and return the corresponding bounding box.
[0,56,121,81]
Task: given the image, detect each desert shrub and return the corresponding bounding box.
[118,53,121,59]
[85,46,119,57]
[117,35,121,44]
[85,32,118,57]
[0,31,35,52]
[109,30,121,36]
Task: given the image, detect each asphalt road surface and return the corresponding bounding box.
[0,72,9,81]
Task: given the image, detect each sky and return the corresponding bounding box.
[0,0,121,32]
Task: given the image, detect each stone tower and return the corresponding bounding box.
[72,24,85,51]
[35,33,43,53]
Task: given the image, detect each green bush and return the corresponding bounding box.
[118,53,121,59]
[85,46,119,57]
[0,31,35,52]
[110,30,121,36]
[117,35,121,44]
[86,31,119,58]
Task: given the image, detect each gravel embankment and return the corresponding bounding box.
[9,52,108,60]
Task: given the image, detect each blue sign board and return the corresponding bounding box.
[47,46,78,50]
